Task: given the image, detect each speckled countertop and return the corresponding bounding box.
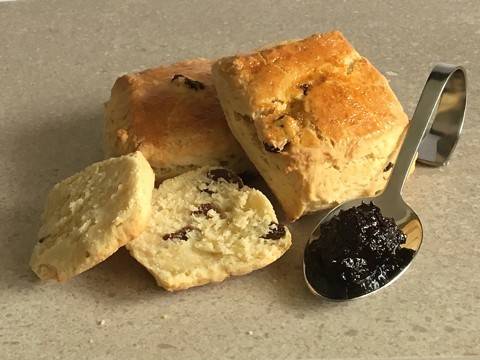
[1,1,479,359]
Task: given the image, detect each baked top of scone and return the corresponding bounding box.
[30,152,154,282]
[126,167,292,291]
[104,58,252,180]
[213,31,408,152]
[212,31,410,220]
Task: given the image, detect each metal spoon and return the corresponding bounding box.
[303,64,467,301]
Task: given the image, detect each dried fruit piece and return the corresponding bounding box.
[192,203,219,217]
[200,187,215,195]
[171,74,205,91]
[263,142,287,153]
[207,168,244,188]
[258,114,297,153]
[262,222,286,240]
[163,226,196,241]
[384,162,394,172]
[199,186,215,195]
[299,83,311,95]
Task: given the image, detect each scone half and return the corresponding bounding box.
[30,152,154,282]
[126,167,292,291]
[212,31,410,220]
[104,58,254,182]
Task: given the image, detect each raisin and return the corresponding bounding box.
[38,236,47,244]
[200,187,215,195]
[192,203,219,217]
[262,222,286,240]
[163,226,196,241]
[384,162,394,172]
[207,168,243,188]
[171,74,205,91]
[263,142,287,153]
[299,83,311,95]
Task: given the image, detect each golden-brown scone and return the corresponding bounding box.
[212,31,411,221]
[104,58,254,182]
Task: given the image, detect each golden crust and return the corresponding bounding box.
[212,31,410,220]
[104,59,253,181]
[213,31,407,145]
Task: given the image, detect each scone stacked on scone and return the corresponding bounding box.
[30,152,154,282]
[212,31,410,220]
[126,167,292,291]
[104,58,254,182]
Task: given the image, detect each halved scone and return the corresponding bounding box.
[30,152,154,281]
[126,167,292,291]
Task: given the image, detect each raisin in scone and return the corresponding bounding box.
[30,152,154,282]
[104,58,254,182]
[126,167,292,291]
[212,31,410,220]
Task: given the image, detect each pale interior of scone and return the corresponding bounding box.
[126,168,291,291]
[31,152,154,281]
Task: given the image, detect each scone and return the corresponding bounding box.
[104,58,254,182]
[212,31,410,220]
[30,152,154,282]
[126,167,292,291]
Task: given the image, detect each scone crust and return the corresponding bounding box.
[212,31,410,220]
[213,31,407,142]
[104,59,252,180]
[29,152,155,282]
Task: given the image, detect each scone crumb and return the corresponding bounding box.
[246,330,254,335]
[385,71,398,77]
[97,319,106,326]
[161,314,169,319]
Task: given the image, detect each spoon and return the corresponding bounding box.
[303,64,467,301]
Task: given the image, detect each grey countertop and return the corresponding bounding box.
[1,1,479,359]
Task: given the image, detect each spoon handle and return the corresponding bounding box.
[383,64,466,199]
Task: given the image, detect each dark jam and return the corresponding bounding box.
[304,202,415,300]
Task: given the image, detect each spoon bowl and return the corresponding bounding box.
[303,64,466,301]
